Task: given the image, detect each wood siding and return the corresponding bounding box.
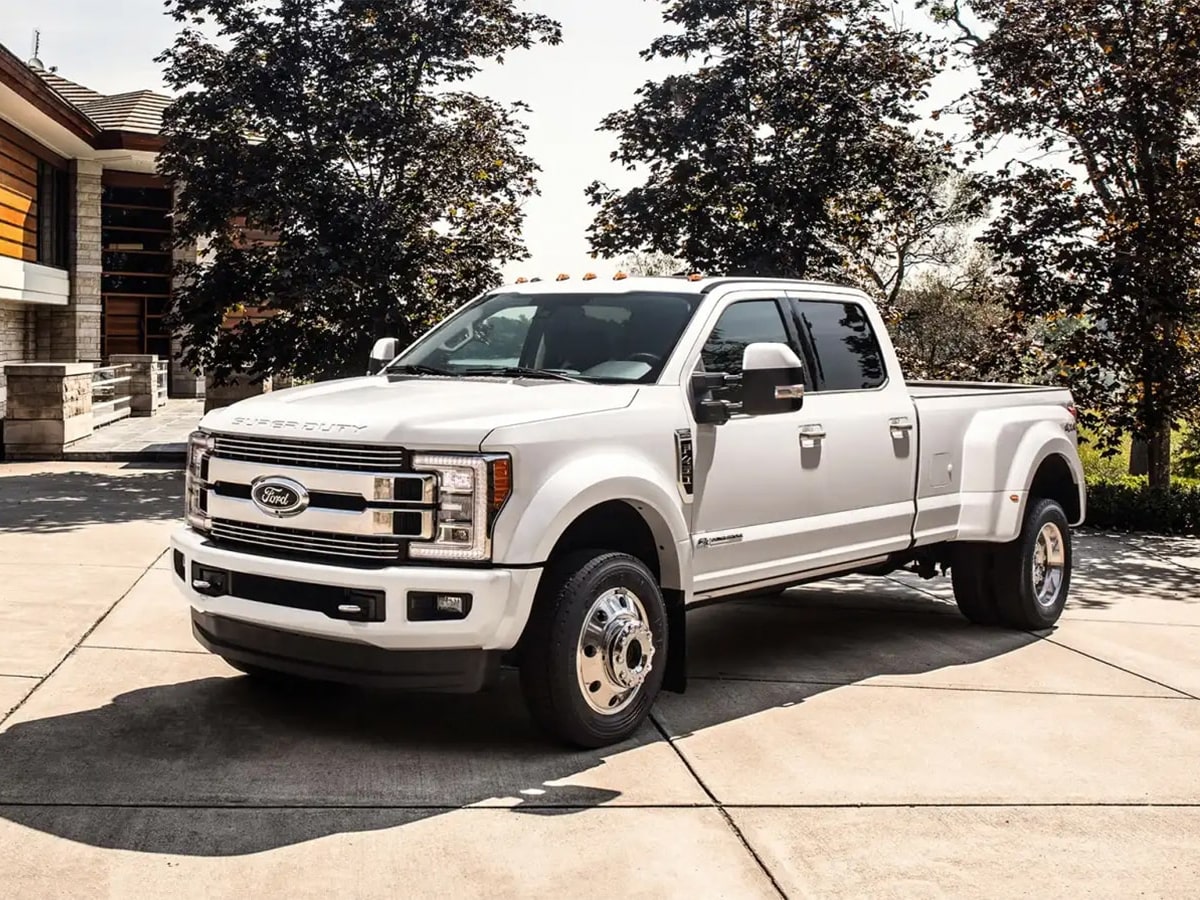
[0,120,39,262]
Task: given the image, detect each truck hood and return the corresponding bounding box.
[199,376,640,449]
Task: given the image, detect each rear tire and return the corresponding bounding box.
[520,550,667,749]
[993,498,1072,630]
[950,543,1002,625]
[950,498,1072,630]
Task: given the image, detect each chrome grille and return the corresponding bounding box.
[210,519,404,564]
[211,434,409,473]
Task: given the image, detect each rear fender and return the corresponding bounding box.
[957,413,1085,542]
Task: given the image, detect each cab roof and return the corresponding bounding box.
[489,275,869,298]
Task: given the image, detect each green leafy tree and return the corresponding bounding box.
[830,139,989,313]
[888,251,1009,380]
[927,0,1200,487]
[615,250,688,277]
[586,0,940,278]
[158,0,561,383]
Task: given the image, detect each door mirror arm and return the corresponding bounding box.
[690,371,741,425]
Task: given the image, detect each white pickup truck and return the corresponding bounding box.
[173,276,1085,747]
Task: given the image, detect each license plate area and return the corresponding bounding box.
[191,563,386,623]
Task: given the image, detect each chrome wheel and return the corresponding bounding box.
[576,587,656,716]
[1032,522,1066,609]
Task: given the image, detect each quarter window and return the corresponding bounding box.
[791,300,886,391]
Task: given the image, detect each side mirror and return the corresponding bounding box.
[740,342,805,416]
[368,337,399,375]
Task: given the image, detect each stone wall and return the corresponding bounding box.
[2,363,94,459]
[108,354,168,416]
[205,373,272,413]
[0,304,33,421]
[35,159,103,364]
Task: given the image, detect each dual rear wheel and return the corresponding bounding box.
[951,497,1072,630]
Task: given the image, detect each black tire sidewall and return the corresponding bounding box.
[1005,498,1072,629]
[523,551,668,748]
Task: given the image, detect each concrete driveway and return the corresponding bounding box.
[1,463,1198,898]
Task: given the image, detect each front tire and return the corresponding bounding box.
[520,550,667,749]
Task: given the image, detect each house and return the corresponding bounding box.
[0,39,203,434]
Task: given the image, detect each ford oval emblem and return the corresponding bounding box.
[250,476,310,518]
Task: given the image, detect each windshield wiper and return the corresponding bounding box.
[464,366,589,384]
[388,364,458,377]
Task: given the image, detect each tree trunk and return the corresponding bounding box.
[1129,439,1149,476]
[1146,423,1172,489]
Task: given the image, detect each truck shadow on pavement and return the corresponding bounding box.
[0,584,1050,857]
[0,468,182,534]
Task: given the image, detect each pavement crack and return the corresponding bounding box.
[0,550,167,729]
[649,712,789,899]
[1033,634,1199,701]
[686,674,1188,700]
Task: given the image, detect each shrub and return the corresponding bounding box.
[1085,476,1200,535]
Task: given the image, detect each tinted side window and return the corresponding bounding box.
[700,300,792,402]
[792,301,886,391]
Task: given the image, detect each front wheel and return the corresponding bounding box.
[519,550,667,748]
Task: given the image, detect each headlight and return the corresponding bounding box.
[411,453,512,561]
[185,430,214,532]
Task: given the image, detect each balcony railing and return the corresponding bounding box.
[92,364,133,428]
[154,359,169,408]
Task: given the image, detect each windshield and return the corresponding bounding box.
[387,290,702,383]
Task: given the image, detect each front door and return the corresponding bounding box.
[687,290,919,599]
[689,293,815,596]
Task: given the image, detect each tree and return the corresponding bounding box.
[157,0,561,384]
[586,0,939,279]
[927,0,1200,487]
[830,136,989,313]
[615,250,688,277]
[888,249,1009,380]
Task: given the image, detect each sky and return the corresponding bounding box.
[0,0,975,282]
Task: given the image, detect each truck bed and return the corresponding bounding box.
[908,380,1067,401]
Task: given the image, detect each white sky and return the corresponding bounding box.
[0,0,979,281]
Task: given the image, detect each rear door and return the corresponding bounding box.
[780,291,918,566]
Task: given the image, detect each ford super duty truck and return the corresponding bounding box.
[173,276,1085,747]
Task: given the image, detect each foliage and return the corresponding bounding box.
[925,0,1200,487]
[887,250,1009,380]
[586,0,940,279]
[157,0,561,383]
[615,251,688,277]
[1085,477,1200,535]
[832,142,989,312]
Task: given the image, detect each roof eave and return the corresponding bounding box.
[94,130,167,152]
[0,45,100,144]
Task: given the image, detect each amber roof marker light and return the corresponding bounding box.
[556,273,571,281]
[613,272,629,281]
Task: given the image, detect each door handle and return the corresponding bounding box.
[798,424,826,448]
[889,417,914,440]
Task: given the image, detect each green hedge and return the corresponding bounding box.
[1085,477,1200,535]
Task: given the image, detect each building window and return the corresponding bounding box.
[36,161,70,269]
[101,178,173,359]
